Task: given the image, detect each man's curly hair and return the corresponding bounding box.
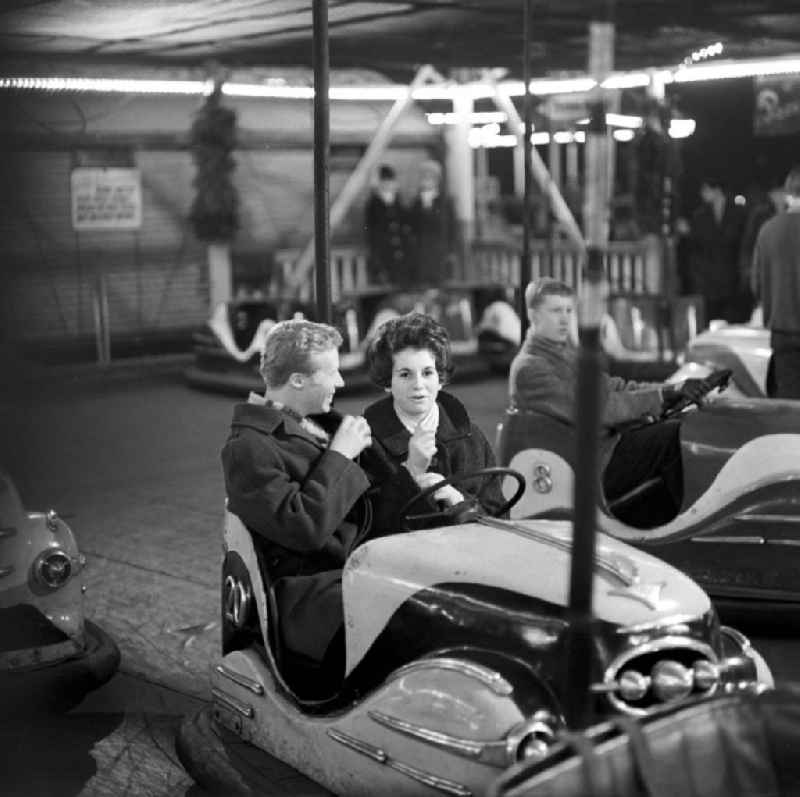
[366,312,454,388]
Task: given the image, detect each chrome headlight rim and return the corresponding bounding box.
[599,635,719,716]
[31,548,77,590]
[505,710,560,764]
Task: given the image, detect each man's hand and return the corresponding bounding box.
[415,472,466,507]
[404,424,437,477]
[329,415,372,460]
[662,378,707,409]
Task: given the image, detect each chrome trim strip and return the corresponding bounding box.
[391,657,513,696]
[389,760,472,797]
[215,664,264,695]
[691,536,765,544]
[369,709,511,767]
[734,514,800,524]
[327,729,472,796]
[477,516,636,587]
[328,728,387,763]
[0,526,17,539]
[617,613,699,635]
[0,565,14,578]
[211,687,254,718]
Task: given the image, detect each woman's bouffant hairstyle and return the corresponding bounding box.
[366,312,454,388]
[259,319,342,388]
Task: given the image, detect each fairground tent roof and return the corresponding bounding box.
[0,1,798,79]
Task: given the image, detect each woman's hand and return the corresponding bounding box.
[415,472,465,506]
[404,424,437,476]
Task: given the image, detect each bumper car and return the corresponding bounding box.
[497,368,800,613]
[186,297,365,395]
[0,471,120,712]
[672,321,773,398]
[176,468,771,796]
[186,290,486,396]
[477,297,684,382]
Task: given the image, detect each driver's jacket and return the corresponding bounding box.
[222,400,370,662]
[509,333,664,470]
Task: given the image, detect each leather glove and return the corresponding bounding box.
[678,377,708,404]
[661,383,682,408]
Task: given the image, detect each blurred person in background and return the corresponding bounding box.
[409,160,457,287]
[752,165,800,398]
[687,175,747,324]
[740,182,787,305]
[364,164,412,287]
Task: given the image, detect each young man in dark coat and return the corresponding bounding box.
[508,279,706,525]
[221,320,373,670]
[363,312,504,535]
[364,164,411,287]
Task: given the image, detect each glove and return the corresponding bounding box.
[662,378,706,409]
[678,377,708,404]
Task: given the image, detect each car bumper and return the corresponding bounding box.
[0,618,120,713]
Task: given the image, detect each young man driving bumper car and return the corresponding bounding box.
[509,278,709,526]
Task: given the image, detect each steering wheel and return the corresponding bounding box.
[398,467,525,530]
[660,368,733,420]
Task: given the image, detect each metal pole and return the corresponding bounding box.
[312,0,331,324]
[564,12,615,730]
[520,0,533,336]
[287,65,436,295]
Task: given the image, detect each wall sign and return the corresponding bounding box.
[71,167,142,230]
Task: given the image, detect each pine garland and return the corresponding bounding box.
[189,86,239,242]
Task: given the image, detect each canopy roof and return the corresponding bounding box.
[1,1,798,79]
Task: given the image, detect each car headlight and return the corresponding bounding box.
[651,660,694,703]
[33,549,73,589]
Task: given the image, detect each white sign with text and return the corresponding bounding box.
[71,167,142,230]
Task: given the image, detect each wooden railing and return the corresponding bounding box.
[270,237,664,301]
[466,239,663,295]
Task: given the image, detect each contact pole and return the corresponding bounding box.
[312,0,332,324]
[520,0,533,336]
[564,10,615,729]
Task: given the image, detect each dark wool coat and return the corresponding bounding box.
[221,402,370,662]
[508,333,664,472]
[363,390,504,535]
[364,192,411,285]
[689,199,746,300]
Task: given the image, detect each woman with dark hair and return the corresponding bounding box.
[363,312,504,535]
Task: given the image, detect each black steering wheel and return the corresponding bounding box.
[398,467,525,530]
[660,368,733,420]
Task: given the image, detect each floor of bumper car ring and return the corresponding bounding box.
[1,556,331,797]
